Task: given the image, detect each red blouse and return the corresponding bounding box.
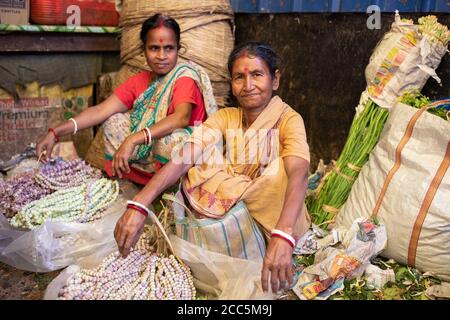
[114,71,206,125]
[105,71,207,184]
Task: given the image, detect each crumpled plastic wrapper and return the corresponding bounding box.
[293,218,387,300]
[364,264,396,290]
[425,282,450,299]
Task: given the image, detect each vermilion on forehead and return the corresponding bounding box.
[235,62,265,73]
[156,20,164,28]
[237,49,249,59]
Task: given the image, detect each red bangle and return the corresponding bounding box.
[271,233,295,249]
[142,129,149,145]
[48,128,59,143]
[127,203,148,217]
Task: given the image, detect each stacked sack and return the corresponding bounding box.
[307,13,450,227]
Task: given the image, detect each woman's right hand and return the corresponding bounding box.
[114,208,147,258]
[36,132,57,163]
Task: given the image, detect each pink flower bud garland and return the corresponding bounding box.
[0,173,52,219]
[10,178,119,229]
[34,158,102,191]
[57,229,196,300]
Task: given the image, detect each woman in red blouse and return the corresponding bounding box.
[36,13,217,185]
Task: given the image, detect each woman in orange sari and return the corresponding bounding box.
[114,42,311,293]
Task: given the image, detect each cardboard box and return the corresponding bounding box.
[0,0,29,25]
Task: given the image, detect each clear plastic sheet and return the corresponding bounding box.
[0,196,126,272]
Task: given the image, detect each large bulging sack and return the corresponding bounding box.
[336,101,450,281]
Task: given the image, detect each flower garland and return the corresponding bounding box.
[10,178,119,229]
[57,229,196,300]
[34,158,102,191]
[0,173,52,219]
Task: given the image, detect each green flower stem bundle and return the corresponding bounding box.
[307,99,389,227]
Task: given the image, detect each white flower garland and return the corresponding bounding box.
[10,178,119,229]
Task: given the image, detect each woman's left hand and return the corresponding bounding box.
[261,237,295,293]
[112,136,136,178]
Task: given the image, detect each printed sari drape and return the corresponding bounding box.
[182,96,311,239]
[103,61,217,174]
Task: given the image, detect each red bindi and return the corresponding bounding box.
[159,38,163,43]
[244,67,249,74]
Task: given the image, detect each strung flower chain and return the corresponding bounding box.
[10,178,119,229]
[34,158,102,191]
[0,173,52,219]
[58,228,196,300]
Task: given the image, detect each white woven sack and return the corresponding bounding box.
[336,101,450,281]
[365,14,447,109]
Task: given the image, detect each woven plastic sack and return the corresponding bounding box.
[365,13,447,109]
[337,101,450,281]
[0,196,126,272]
[164,192,266,261]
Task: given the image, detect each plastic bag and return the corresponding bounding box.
[170,234,274,300]
[6,159,39,179]
[0,195,126,272]
[45,228,274,300]
[44,265,81,300]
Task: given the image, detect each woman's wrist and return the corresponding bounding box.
[47,128,60,143]
[274,224,294,236]
[128,132,143,146]
[271,228,296,249]
[126,200,150,217]
[48,123,71,140]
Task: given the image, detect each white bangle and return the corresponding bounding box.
[69,118,78,135]
[271,229,296,248]
[126,200,151,216]
[144,127,152,145]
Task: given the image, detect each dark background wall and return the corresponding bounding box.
[234,13,450,168]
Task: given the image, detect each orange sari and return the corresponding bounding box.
[182,96,311,239]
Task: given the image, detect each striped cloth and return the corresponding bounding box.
[167,193,266,261]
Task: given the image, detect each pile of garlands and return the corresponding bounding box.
[58,207,196,300]
[0,158,119,229]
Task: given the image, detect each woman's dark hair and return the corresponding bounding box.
[140,13,181,48]
[227,42,280,79]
